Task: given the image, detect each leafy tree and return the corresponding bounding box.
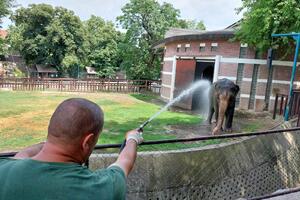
[83,15,121,78]
[62,53,81,78]
[0,0,13,26]
[178,19,206,30]
[235,0,300,53]
[0,38,6,56]
[195,21,206,30]
[0,0,14,56]
[117,0,181,80]
[44,7,85,74]
[9,4,85,76]
[6,24,23,55]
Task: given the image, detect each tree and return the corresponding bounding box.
[9,4,85,76]
[117,0,182,80]
[0,0,13,26]
[235,0,300,53]
[0,0,14,56]
[178,19,206,30]
[62,53,81,78]
[83,15,121,78]
[44,7,85,75]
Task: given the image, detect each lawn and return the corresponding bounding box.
[0,91,201,152]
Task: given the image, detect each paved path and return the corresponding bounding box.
[268,191,300,200]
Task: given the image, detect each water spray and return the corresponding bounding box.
[121,80,211,150]
[120,80,211,152]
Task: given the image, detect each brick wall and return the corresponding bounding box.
[162,61,173,72]
[161,73,172,86]
[161,86,171,100]
[160,37,299,112]
[219,63,238,77]
[164,39,242,58]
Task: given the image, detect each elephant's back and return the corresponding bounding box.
[215,78,236,90]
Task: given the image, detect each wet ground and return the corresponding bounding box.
[165,109,282,138]
[136,94,282,138]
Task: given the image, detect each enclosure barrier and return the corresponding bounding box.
[2,127,300,157]
[0,78,161,94]
[272,93,288,119]
[2,127,300,199]
[273,90,300,126]
[290,90,300,126]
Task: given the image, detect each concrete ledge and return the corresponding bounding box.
[90,129,300,199]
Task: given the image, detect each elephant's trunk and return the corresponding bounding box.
[212,93,229,135]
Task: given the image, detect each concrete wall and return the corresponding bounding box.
[89,129,300,200]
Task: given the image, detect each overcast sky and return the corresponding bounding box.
[2,0,243,30]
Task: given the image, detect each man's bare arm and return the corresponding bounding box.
[112,130,143,177]
[14,142,45,159]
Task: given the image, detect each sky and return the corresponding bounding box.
[2,0,243,30]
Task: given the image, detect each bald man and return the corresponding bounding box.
[0,98,143,200]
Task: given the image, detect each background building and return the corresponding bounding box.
[154,25,300,112]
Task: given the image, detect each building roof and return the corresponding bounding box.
[153,28,235,49]
[0,29,8,39]
[164,28,205,38]
[36,65,58,73]
[225,19,242,30]
[85,67,97,75]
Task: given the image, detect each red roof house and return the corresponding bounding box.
[0,30,8,39]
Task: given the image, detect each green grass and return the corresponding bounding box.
[129,93,159,102]
[0,91,201,151]
[241,122,264,132]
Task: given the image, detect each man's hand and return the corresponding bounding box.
[126,129,143,145]
[14,142,45,159]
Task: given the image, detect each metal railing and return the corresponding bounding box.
[2,127,300,158]
[273,90,300,126]
[273,93,288,119]
[289,90,300,127]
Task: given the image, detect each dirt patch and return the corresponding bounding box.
[165,109,282,138]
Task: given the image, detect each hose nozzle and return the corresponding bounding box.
[137,120,150,132]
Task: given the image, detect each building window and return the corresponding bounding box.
[176,44,181,52]
[211,43,218,52]
[240,43,248,57]
[199,43,206,52]
[184,44,191,52]
[240,47,247,58]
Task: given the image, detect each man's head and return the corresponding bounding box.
[48,98,104,163]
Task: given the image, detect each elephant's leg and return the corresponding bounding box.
[205,107,214,124]
[205,88,214,125]
[225,100,236,132]
[213,98,219,123]
[212,94,229,135]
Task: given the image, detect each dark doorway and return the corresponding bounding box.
[192,61,215,111]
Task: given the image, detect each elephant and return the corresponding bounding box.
[206,78,240,135]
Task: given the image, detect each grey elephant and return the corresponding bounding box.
[206,78,240,135]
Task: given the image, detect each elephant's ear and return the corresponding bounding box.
[233,85,240,95]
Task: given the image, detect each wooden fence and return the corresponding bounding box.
[0,78,161,94]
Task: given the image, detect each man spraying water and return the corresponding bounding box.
[0,98,143,200]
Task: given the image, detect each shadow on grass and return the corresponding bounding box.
[129,93,160,103]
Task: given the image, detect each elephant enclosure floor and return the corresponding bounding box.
[166,110,281,138]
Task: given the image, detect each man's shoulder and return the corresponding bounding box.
[0,158,17,165]
[94,165,125,179]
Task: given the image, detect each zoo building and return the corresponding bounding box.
[155,22,300,112]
